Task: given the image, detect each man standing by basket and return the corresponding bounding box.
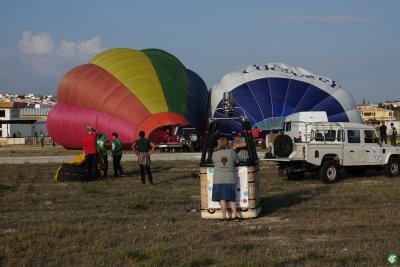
[132,131,155,184]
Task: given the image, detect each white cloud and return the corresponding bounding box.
[18,31,54,54]
[17,31,105,58]
[77,35,104,55]
[11,31,106,79]
[59,40,78,58]
[273,15,373,25]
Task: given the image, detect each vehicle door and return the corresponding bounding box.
[362,129,383,165]
[342,129,365,165]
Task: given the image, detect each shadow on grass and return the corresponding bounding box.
[124,165,175,178]
[260,186,331,217]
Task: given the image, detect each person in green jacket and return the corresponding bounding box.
[39,131,45,147]
[97,133,109,178]
[111,132,125,177]
[132,131,155,184]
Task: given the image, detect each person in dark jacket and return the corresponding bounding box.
[379,121,387,144]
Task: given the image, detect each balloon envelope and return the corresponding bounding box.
[47,48,208,149]
[210,63,362,137]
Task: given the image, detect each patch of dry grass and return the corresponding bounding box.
[0,146,78,157]
[1,161,400,266]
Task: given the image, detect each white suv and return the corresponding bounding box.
[266,119,400,183]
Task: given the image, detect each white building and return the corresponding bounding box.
[0,102,48,138]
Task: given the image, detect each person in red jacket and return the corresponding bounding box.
[82,125,98,182]
[252,126,260,139]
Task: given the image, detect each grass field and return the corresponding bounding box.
[0,145,78,157]
[1,160,400,266]
[0,145,179,157]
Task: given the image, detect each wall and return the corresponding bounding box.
[9,121,47,137]
[0,108,11,137]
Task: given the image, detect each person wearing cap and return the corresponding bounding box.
[111,132,125,177]
[82,125,98,182]
[232,133,249,161]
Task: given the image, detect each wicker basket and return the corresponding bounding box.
[200,165,261,219]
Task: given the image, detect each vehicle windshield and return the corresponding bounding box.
[177,127,197,137]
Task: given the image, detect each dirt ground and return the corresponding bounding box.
[1,161,400,266]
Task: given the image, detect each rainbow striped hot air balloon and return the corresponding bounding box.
[47,48,208,149]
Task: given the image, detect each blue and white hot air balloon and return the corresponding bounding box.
[210,63,362,137]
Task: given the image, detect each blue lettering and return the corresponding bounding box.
[242,64,339,89]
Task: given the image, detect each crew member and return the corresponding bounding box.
[132,131,155,184]
[82,125,98,182]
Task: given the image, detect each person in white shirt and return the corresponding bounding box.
[389,123,397,146]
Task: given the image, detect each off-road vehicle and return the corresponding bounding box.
[265,112,400,183]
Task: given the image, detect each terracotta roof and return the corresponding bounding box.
[0,101,29,109]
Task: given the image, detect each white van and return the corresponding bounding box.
[283,111,328,142]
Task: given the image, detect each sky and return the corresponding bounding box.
[0,0,399,103]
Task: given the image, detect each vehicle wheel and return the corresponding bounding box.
[286,171,305,181]
[273,134,293,158]
[384,157,399,177]
[319,160,340,184]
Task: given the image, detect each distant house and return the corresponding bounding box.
[356,104,395,122]
[383,100,400,108]
[0,101,49,138]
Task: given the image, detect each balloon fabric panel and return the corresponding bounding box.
[230,83,263,126]
[47,103,138,149]
[245,78,272,122]
[56,64,151,125]
[294,85,331,113]
[185,69,208,128]
[328,112,350,122]
[268,78,290,118]
[311,95,346,118]
[142,49,189,116]
[90,48,168,114]
[282,79,310,116]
